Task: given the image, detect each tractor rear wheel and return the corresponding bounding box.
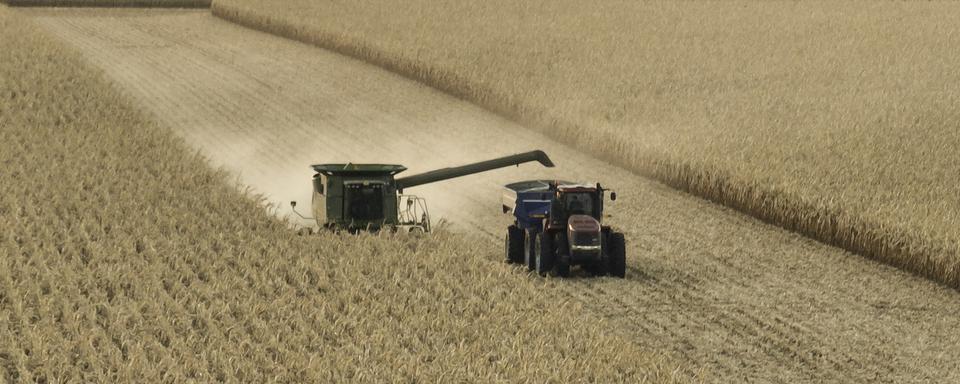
[536,232,554,276]
[524,230,537,271]
[554,233,570,277]
[607,232,626,278]
[505,225,524,264]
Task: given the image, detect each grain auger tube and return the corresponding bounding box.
[292,150,554,233]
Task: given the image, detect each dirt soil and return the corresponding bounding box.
[26,9,960,383]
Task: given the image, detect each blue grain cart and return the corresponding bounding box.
[502,180,626,278]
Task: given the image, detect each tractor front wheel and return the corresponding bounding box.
[607,232,626,278]
[588,232,610,276]
[586,262,606,276]
[505,225,524,264]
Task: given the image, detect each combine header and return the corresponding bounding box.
[502,180,626,278]
[292,150,554,233]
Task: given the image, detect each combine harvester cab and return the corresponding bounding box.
[305,164,427,233]
[503,180,626,278]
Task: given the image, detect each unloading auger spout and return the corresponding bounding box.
[395,150,555,192]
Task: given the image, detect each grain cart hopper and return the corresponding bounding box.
[291,150,554,233]
[502,180,625,277]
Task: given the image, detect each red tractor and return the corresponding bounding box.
[502,180,626,278]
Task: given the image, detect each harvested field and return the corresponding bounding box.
[212,0,960,289]
[26,9,960,382]
[0,8,683,382]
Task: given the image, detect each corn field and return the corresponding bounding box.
[0,8,685,382]
[212,0,960,289]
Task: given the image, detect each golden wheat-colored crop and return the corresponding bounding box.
[211,0,960,289]
[0,7,686,382]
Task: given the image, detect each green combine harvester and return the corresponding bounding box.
[291,150,554,233]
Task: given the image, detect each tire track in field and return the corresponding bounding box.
[27,9,960,383]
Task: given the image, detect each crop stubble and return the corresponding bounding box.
[0,8,683,383]
[25,9,960,383]
[211,0,960,290]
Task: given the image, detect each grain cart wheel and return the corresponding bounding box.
[607,232,626,278]
[524,229,537,271]
[536,232,554,276]
[505,225,524,264]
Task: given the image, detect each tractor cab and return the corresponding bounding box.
[548,183,615,228]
